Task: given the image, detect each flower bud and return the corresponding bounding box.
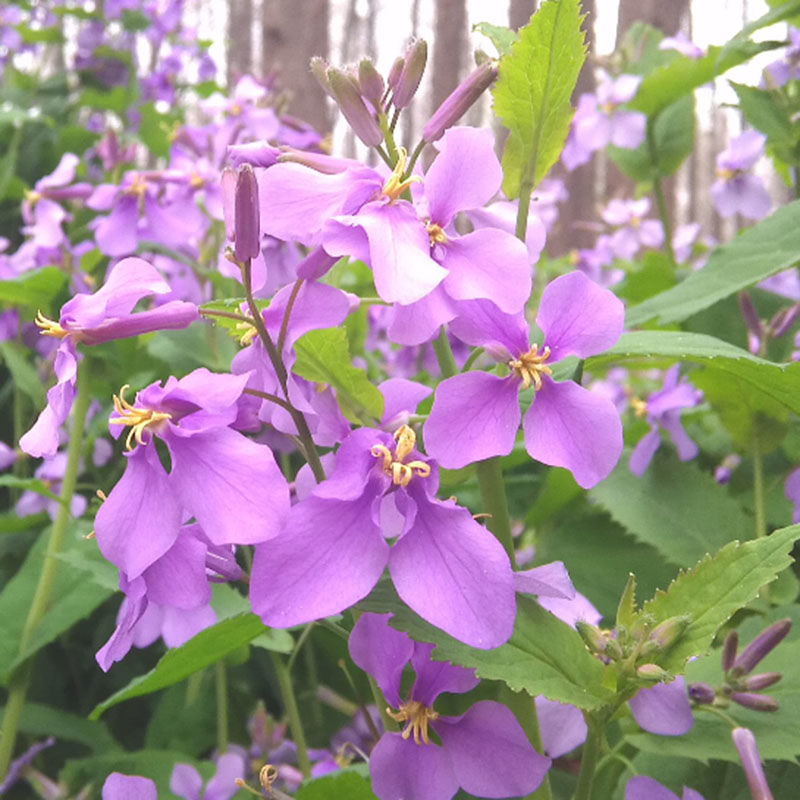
[327,67,383,147]
[387,56,404,90]
[636,664,671,682]
[688,682,716,704]
[738,292,763,340]
[770,303,800,338]
[732,728,774,800]
[576,621,607,655]
[423,61,498,142]
[721,629,739,672]
[731,692,780,712]
[732,619,791,676]
[744,672,782,691]
[310,56,334,97]
[392,39,427,108]
[234,164,261,262]
[646,615,690,653]
[358,59,385,108]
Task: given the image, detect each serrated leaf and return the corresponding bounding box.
[591,452,750,568]
[616,574,638,631]
[297,769,377,800]
[473,22,519,57]
[293,327,384,424]
[0,266,67,309]
[733,83,799,157]
[493,0,587,197]
[90,613,273,719]
[640,524,800,672]
[626,200,800,326]
[361,585,613,710]
[587,330,800,418]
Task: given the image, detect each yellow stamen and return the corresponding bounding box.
[509,345,552,391]
[109,384,172,450]
[387,701,439,745]
[427,220,448,246]
[126,174,148,198]
[235,320,258,346]
[25,189,42,209]
[630,396,648,418]
[371,424,431,487]
[34,310,69,339]
[382,148,422,201]
[190,172,205,189]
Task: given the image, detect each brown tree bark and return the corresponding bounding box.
[262,0,331,135]
[509,0,537,31]
[431,0,468,114]
[228,0,254,81]
[616,0,691,39]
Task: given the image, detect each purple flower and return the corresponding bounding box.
[0,737,55,795]
[601,198,664,260]
[732,727,774,800]
[711,131,771,220]
[626,775,705,800]
[349,613,550,800]
[171,752,246,800]
[629,366,702,476]
[94,368,289,580]
[15,451,87,521]
[562,73,647,170]
[102,773,157,800]
[660,32,704,59]
[786,467,800,522]
[424,271,625,488]
[20,257,198,459]
[764,27,800,87]
[251,425,516,648]
[629,677,694,736]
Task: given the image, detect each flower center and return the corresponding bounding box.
[125,174,148,198]
[110,385,172,450]
[371,424,431,487]
[426,220,448,246]
[387,700,439,745]
[509,345,552,391]
[630,395,648,418]
[34,311,69,339]
[382,148,422,202]
[717,166,743,181]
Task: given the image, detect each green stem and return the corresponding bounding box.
[0,361,91,778]
[405,139,426,176]
[461,347,485,373]
[215,662,229,752]
[752,433,767,539]
[645,119,675,265]
[592,741,638,797]
[432,326,459,378]
[476,459,517,566]
[573,715,604,800]
[271,653,312,779]
[277,279,305,355]
[516,182,534,242]
[500,688,551,800]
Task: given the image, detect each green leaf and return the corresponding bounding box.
[297,769,378,800]
[138,101,180,159]
[361,586,613,710]
[609,95,695,180]
[723,0,800,56]
[293,327,384,424]
[639,524,800,672]
[493,0,587,197]
[473,22,519,57]
[2,702,117,753]
[0,340,46,405]
[733,82,800,166]
[587,330,800,418]
[0,475,63,506]
[626,200,800,326]
[0,266,67,309]
[89,613,272,719]
[0,527,115,683]
[79,86,132,114]
[591,452,751,568]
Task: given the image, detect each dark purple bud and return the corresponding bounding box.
[423,61,498,142]
[744,672,782,691]
[387,56,404,90]
[688,682,716,704]
[310,56,334,97]
[0,737,55,795]
[731,692,780,712]
[392,39,427,108]
[721,629,739,671]
[732,619,792,676]
[715,454,741,485]
[358,59,385,107]
[732,727,775,800]
[234,164,261,262]
[327,67,383,147]
[770,303,800,338]
[738,292,763,340]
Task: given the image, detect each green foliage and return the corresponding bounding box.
[473,22,519,57]
[0,340,46,405]
[591,453,750,568]
[90,613,289,719]
[297,769,378,800]
[638,524,800,672]
[733,82,800,167]
[626,200,800,325]
[0,266,67,310]
[294,327,385,424]
[492,0,587,197]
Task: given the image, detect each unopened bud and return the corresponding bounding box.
[636,663,671,681]
[732,728,774,800]
[358,59,385,107]
[423,61,498,142]
[234,164,260,262]
[392,39,427,108]
[576,621,607,655]
[731,692,780,712]
[387,56,404,90]
[738,292,763,340]
[688,682,716,704]
[744,672,782,691]
[732,619,792,676]
[770,303,800,338]
[647,615,691,652]
[327,67,383,147]
[310,56,334,97]
[721,629,739,672]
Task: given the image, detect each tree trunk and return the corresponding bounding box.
[509,0,537,31]
[616,0,691,39]
[228,0,253,81]
[431,0,468,114]
[262,0,331,135]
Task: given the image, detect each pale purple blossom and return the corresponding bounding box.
[660,32,704,59]
[601,198,664,260]
[711,131,771,220]
[102,773,157,800]
[170,752,246,800]
[626,775,705,800]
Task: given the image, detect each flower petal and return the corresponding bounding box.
[629,677,693,736]
[369,734,458,800]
